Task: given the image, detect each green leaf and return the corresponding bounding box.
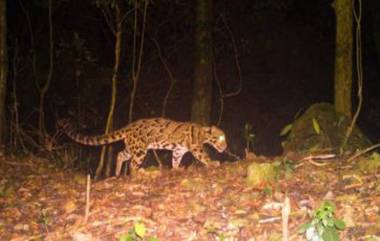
[334,219,346,230]
[119,233,135,241]
[298,223,312,234]
[146,238,161,241]
[321,226,339,241]
[323,201,335,212]
[262,187,272,195]
[312,118,321,134]
[322,217,329,227]
[218,233,226,241]
[134,222,146,238]
[327,218,336,227]
[280,124,293,136]
[316,223,325,236]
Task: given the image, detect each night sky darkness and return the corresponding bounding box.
[6,0,380,156]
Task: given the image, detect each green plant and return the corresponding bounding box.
[280,123,292,137]
[281,158,295,178]
[312,118,321,134]
[119,222,160,241]
[299,201,346,241]
[243,123,255,152]
[262,186,272,195]
[39,208,50,232]
[39,208,49,226]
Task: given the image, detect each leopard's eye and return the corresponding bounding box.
[218,135,225,142]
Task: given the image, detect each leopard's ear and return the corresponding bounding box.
[211,126,218,131]
[202,126,211,133]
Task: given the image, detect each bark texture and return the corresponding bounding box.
[0,0,7,144]
[191,0,213,125]
[333,0,353,118]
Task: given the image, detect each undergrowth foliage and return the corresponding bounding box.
[299,201,346,241]
[119,222,161,241]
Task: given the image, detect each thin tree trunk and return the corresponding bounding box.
[333,0,353,118]
[38,0,54,144]
[0,0,7,146]
[96,1,122,178]
[128,0,148,123]
[191,0,213,125]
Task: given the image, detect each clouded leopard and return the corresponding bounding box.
[58,118,227,176]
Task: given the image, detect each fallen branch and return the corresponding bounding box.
[301,154,336,161]
[345,143,380,163]
[300,154,336,167]
[84,174,91,223]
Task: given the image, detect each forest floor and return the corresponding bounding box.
[1,154,380,241]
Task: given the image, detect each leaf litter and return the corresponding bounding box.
[1,154,380,241]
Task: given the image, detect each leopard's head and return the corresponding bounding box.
[202,126,227,152]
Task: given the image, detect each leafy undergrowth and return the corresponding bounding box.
[1,154,380,241]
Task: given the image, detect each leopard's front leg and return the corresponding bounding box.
[190,147,220,167]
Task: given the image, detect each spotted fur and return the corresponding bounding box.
[58,118,227,176]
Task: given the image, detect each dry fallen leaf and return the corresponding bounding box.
[64,200,78,213]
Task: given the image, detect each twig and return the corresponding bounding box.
[300,154,336,167]
[282,196,290,241]
[301,154,336,161]
[214,57,224,126]
[342,174,363,189]
[220,15,242,98]
[308,159,329,167]
[214,15,242,126]
[10,122,40,150]
[258,216,281,224]
[100,6,116,35]
[152,38,176,117]
[84,174,91,223]
[152,150,163,170]
[346,143,380,163]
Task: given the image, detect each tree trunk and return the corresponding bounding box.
[128,0,148,123]
[333,0,353,118]
[38,0,54,144]
[191,0,213,125]
[0,0,7,146]
[96,1,123,178]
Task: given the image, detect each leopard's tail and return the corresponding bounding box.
[57,119,127,146]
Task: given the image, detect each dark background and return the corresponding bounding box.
[6,0,380,157]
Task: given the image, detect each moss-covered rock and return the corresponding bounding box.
[282,103,371,154]
[246,162,280,187]
[357,152,380,174]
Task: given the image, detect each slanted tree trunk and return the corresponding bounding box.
[0,0,7,146]
[191,0,213,125]
[333,0,353,118]
[96,0,123,179]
